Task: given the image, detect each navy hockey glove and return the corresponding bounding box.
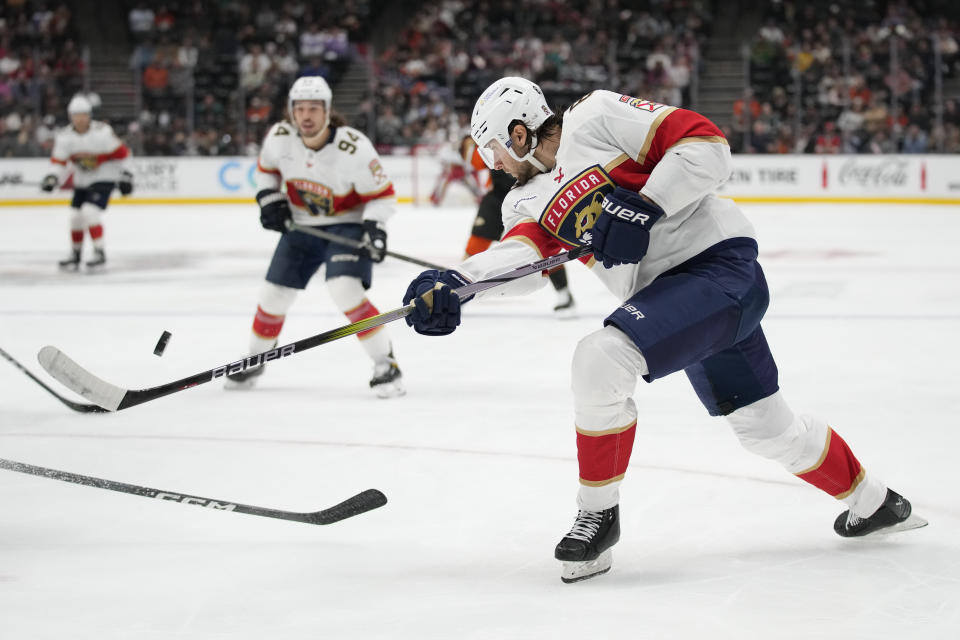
[40,174,58,192]
[589,187,665,268]
[362,220,387,263]
[257,188,291,233]
[118,170,133,196]
[402,269,472,336]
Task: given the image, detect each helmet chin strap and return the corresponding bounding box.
[506,134,549,173]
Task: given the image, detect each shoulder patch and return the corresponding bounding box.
[618,95,667,112]
[275,125,290,136]
[368,158,387,184]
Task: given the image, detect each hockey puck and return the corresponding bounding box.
[153,331,172,356]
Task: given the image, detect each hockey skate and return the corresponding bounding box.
[58,249,81,271]
[85,248,106,270]
[369,356,405,398]
[224,363,266,390]
[834,489,928,537]
[553,289,577,320]
[554,505,619,583]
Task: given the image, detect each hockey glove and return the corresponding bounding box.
[590,187,665,268]
[402,269,472,336]
[118,170,134,196]
[257,188,292,233]
[362,220,387,263]
[40,174,58,192]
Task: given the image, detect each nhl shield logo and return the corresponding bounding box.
[540,166,615,246]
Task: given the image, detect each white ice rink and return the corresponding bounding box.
[1,200,958,639]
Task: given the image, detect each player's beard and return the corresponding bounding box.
[301,124,328,146]
[512,160,543,186]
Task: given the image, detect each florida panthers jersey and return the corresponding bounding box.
[49,121,132,188]
[458,90,755,301]
[256,122,396,227]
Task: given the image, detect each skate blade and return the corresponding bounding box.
[224,379,258,391]
[560,549,612,584]
[373,381,406,399]
[553,307,578,320]
[871,513,929,536]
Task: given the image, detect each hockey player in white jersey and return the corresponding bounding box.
[42,94,134,270]
[402,77,925,583]
[227,75,404,397]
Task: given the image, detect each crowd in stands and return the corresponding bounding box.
[357,0,708,148]
[740,0,960,153]
[1,0,958,159]
[0,1,80,157]
[125,0,372,156]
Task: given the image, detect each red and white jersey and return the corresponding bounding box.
[50,121,132,188]
[255,121,396,227]
[457,90,756,302]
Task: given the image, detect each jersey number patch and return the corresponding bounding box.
[338,131,360,155]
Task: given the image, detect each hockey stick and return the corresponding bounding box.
[0,345,107,413]
[288,222,446,270]
[37,245,593,411]
[287,183,445,269]
[0,457,387,525]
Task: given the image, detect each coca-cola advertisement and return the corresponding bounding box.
[833,157,915,192]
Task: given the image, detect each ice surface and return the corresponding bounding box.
[1,202,958,639]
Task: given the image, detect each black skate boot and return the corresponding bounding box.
[553,288,577,319]
[58,249,81,271]
[225,341,275,390]
[85,248,106,269]
[369,355,405,398]
[834,489,928,537]
[554,505,619,583]
[224,363,266,389]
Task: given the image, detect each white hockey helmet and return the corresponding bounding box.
[67,94,93,115]
[470,76,554,172]
[287,75,332,132]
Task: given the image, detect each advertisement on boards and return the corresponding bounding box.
[2,154,959,205]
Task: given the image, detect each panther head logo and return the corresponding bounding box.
[574,192,604,238]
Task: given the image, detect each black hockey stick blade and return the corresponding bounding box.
[37,245,593,411]
[0,345,107,413]
[311,488,389,525]
[288,222,447,271]
[0,457,387,525]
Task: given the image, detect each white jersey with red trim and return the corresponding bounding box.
[255,121,396,227]
[457,90,756,301]
[49,120,132,188]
